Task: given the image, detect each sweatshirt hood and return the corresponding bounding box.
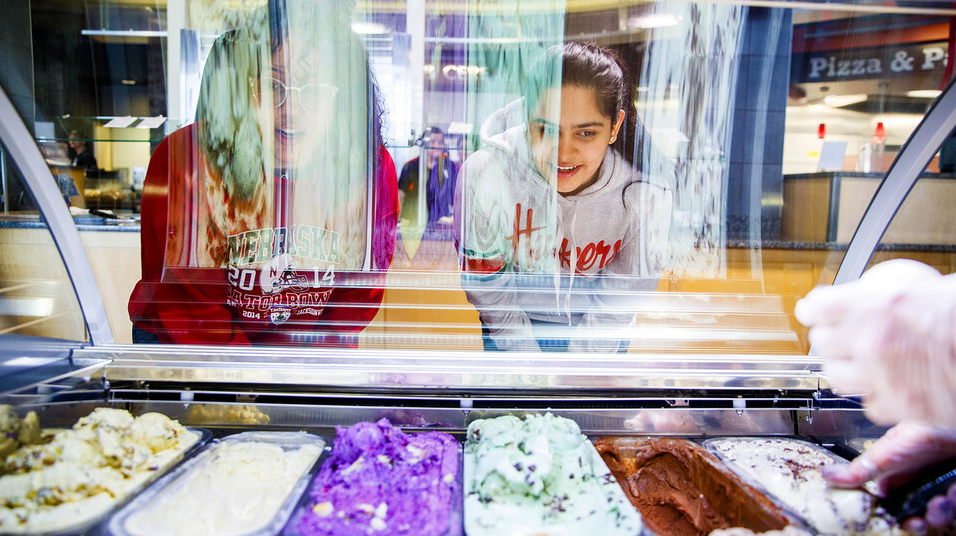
[478,98,543,181]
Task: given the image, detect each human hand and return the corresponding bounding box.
[795,259,956,428]
[823,421,956,532]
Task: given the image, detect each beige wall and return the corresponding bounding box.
[79,231,140,344]
[838,177,956,244]
[92,125,152,176]
[784,175,956,245]
[0,228,138,343]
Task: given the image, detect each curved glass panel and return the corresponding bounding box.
[868,122,956,274]
[11,0,955,354]
[0,142,87,342]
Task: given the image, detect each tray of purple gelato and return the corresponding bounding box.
[284,418,462,536]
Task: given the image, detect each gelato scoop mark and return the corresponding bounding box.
[593,437,790,536]
[464,413,642,536]
[295,418,460,536]
[0,408,199,534]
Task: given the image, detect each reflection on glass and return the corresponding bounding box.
[637,3,746,278]
[11,0,953,351]
[128,0,398,346]
[395,126,459,268]
[457,42,672,353]
[0,144,86,341]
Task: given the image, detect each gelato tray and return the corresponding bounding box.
[285,419,462,536]
[0,408,207,536]
[109,430,325,536]
[703,437,899,536]
[593,436,797,536]
[464,413,642,536]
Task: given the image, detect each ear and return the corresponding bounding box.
[610,109,626,144]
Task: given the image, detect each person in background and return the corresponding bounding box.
[455,41,671,353]
[68,130,97,172]
[398,126,459,227]
[796,259,956,533]
[128,0,397,346]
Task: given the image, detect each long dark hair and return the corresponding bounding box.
[525,41,640,166]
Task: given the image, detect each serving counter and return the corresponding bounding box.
[0,342,882,536]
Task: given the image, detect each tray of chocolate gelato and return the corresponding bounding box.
[592,436,803,536]
[0,406,208,536]
[703,437,902,536]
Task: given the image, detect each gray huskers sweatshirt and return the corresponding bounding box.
[455,98,672,352]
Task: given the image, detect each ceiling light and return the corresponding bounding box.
[628,13,680,29]
[447,122,473,135]
[351,22,389,35]
[907,89,942,99]
[823,94,867,107]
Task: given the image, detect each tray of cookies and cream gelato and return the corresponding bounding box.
[702,437,902,536]
[0,406,208,535]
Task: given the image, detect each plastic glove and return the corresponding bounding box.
[795,259,956,428]
[823,421,956,532]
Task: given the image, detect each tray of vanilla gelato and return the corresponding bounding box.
[109,431,325,536]
[0,406,208,535]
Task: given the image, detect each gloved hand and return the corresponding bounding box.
[823,421,956,533]
[795,259,956,428]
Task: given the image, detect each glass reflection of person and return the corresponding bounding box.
[68,130,98,172]
[455,42,672,352]
[398,127,459,226]
[128,0,398,345]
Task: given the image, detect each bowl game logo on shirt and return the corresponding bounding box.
[260,253,309,294]
[270,306,292,325]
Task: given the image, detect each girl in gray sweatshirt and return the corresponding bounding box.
[455,42,673,353]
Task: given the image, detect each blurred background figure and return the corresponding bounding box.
[68,129,97,172]
[398,126,458,227]
[393,126,460,270]
[797,259,956,533]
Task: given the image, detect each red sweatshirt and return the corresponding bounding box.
[128,123,398,346]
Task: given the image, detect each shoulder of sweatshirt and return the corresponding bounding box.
[458,125,532,187]
[621,179,673,220]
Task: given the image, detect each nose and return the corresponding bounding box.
[558,132,575,160]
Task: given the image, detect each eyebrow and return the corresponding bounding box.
[531,119,605,129]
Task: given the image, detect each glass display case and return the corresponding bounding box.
[2,0,956,533]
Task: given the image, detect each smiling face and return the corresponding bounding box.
[529,85,625,195]
[257,40,336,171]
